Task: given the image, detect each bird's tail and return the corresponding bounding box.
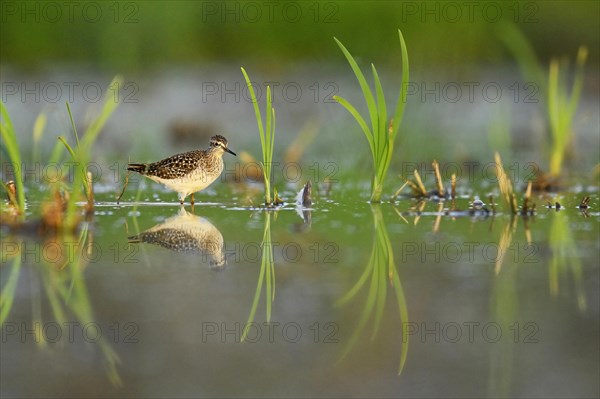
[127,235,142,243]
[127,163,147,174]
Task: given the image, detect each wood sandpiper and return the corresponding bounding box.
[127,135,236,204]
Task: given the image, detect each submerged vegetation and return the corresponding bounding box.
[333,29,409,202]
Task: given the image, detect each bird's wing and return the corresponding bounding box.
[145,150,203,179]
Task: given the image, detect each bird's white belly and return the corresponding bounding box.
[149,173,218,195]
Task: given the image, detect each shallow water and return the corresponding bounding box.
[1,185,599,398]
[1,64,599,397]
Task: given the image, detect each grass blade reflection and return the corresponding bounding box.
[336,205,409,374]
[242,212,275,341]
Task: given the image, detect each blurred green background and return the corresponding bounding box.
[1,0,598,71]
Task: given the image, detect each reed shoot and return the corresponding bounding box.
[494,152,518,214]
[0,102,26,215]
[333,29,409,202]
[548,46,588,175]
[241,67,276,206]
[59,75,122,228]
[499,24,588,176]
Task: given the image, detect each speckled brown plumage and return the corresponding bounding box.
[129,150,204,179]
[126,135,236,203]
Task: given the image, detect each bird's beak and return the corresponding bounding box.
[225,147,236,156]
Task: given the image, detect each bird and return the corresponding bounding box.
[127,135,236,204]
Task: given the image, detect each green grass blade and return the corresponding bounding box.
[270,107,276,166]
[269,107,276,203]
[265,85,272,159]
[567,47,587,122]
[264,86,273,204]
[372,63,394,189]
[241,67,276,205]
[241,67,265,142]
[242,212,272,340]
[371,244,387,340]
[371,63,387,167]
[391,264,409,374]
[63,77,122,227]
[334,30,409,202]
[0,256,22,326]
[392,29,410,136]
[58,136,77,159]
[336,244,376,306]
[264,216,273,321]
[41,269,68,324]
[496,22,546,93]
[265,253,271,321]
[339,267,379,361]
[371,206,390,338]
[548,61,561,174]
[333,95,375,157]
[66,102,80,148]
[47,139,66,166]
[242,260,265,341]
[334,37,379,135]
[269,247,275,302]
[548,61,560,137]
[0,102,25,213]
[32,112,47,163]
[80,75,123,152]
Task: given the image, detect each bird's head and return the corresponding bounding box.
[209,135,236,156]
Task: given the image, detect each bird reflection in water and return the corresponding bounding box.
[128,207,226,268]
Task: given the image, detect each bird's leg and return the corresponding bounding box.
[190,193,195,205]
